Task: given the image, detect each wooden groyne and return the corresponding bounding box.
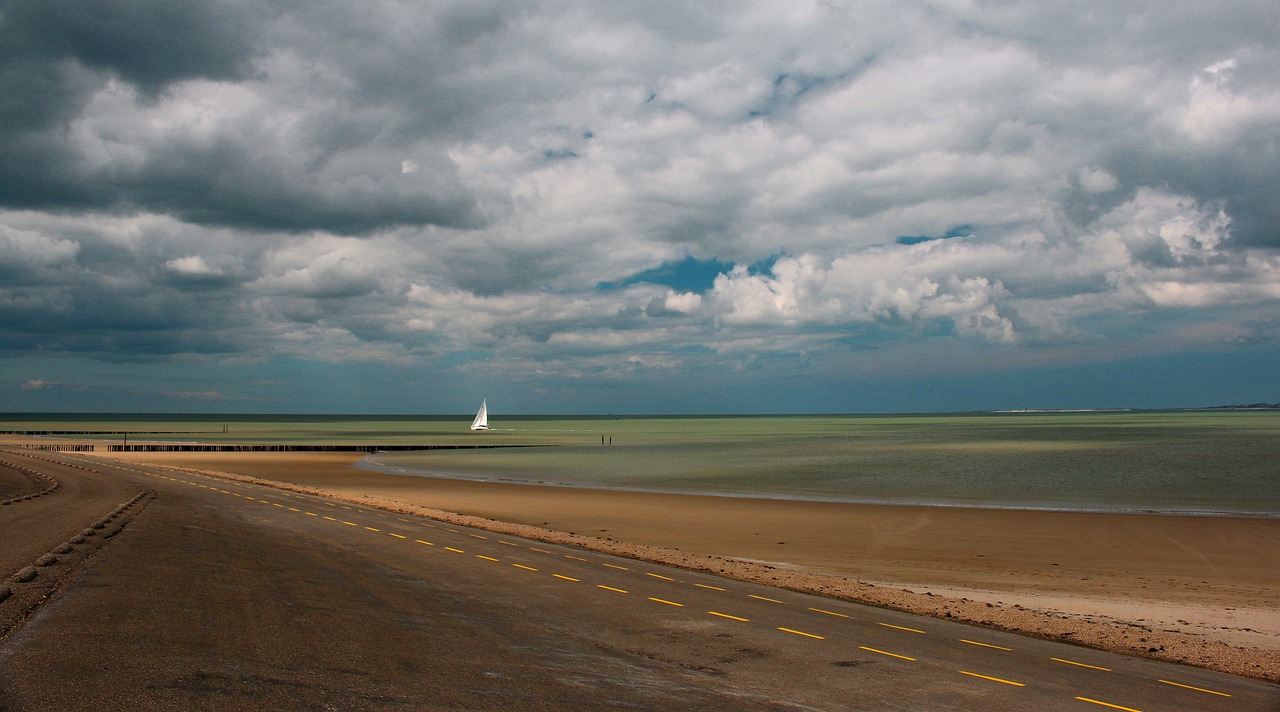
[106,444,543,453]
[0,431,218,436]
[9,444,97,452]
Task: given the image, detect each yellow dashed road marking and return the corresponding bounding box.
[648,597,684,607]
[810,607,848,618]
[477,555,499,562]
[553,574,580,582]
[860,646,915,661]
[1052,657,1110,672]
[694,583,725,591]
[415,540,434,546]
[959,671,1024,687]
[1075,698,1141,712]
[708,611,748,621]
[389,533,406,539]
[778,627,825,640]
[513,564,538,571]
[603,563,629,570]
[1157,680,1230,697]
[749,594,783,604]
[879,623,925,634]
[961,639,1012,651]
[444,547,465,554]
[646,573,674,581]
[597,585,628,594]
[565,555,588,561]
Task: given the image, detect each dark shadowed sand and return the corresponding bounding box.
[95,450,1280,681]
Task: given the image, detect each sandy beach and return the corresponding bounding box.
[88,449,1280,682]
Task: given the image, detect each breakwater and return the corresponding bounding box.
[107,444,543,453]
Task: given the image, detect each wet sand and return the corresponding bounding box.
[99,450,1280,681]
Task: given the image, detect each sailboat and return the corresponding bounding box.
[470,399,490,431]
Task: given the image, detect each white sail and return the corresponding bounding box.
[470,399,489,431]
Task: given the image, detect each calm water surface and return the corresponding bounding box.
[5,411,1278,515]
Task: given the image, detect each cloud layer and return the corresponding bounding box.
[1,0,1277,411]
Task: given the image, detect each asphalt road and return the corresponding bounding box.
[1,450,1277,711]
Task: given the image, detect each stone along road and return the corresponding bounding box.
[0,450,1276,710]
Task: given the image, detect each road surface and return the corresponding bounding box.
[1,449,1276,710]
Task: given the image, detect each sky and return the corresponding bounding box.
[1,1,1278,414]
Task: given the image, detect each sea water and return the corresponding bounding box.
[364,411,1280,516]
[4,411,1278,516]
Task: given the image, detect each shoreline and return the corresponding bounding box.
[357,455,1280,519]
[92,449,1280,683]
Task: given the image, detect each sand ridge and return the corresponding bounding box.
[98,450,1280,683]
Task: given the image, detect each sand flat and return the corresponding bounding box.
[97,450,1280,680]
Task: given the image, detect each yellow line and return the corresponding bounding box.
[389,533,407,539]
[961,639,1012,651]
[694,583,725,591]
[959,671,1024,687]
[603,563,629,570]
[860,646,915,661]
[444,547,465,553]
[245,496,256,501]
[513,564,538,571]
[470,534,487,539]
[879,622,926,634]
[597,585,628,594]
[646,573,675,581]
[415,540,433,546]
[323,516,337,521]
[749,594,783,604]
[364,527,380,532]
[305,512,318,516]
[553,574,580,582]
[1074,698,1141,711]
[476,555,499,562]
[1157,680,1231,697]
[1052,657,1110,671]
[648,597,684,607]
[288,507,300,512]
[565,555,588,561]
[708,611,749,621]
[810,607,849,618]
[498,540,519,546]
[529,547,551,553]
[342,521,357,526]
[778,627,825,640]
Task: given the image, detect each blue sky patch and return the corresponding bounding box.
[599,256,735,292]
[895,225,973,245]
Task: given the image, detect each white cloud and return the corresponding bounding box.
[165,255,223,277]
[2,1,1278,408]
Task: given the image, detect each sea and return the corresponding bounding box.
[4,411,1279,517]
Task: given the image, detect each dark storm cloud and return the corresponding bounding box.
[0,0,483,233]
[3,0,261,95]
